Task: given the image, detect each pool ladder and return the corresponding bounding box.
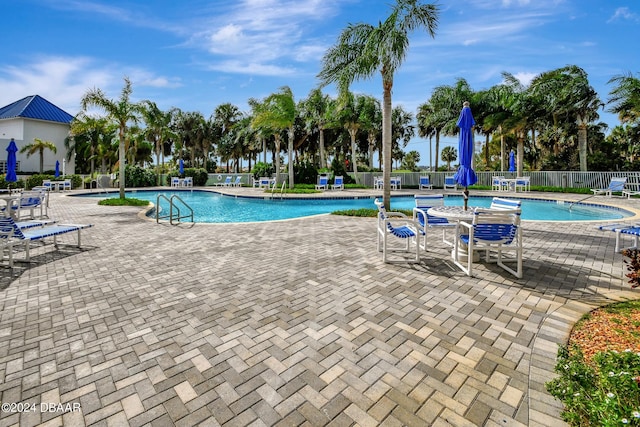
[271,181,286,200]
[156,194,194,225]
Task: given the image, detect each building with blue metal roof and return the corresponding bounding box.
[0,95,75,176]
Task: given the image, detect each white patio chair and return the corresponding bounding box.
[591,177,626,197]
[183,177,193,188]
[375,198,420,263]
[491,176,505,192]
[171,177,180,188]
[419,176,433,190]
[331,176,344,190]
[453,208,523,278]
[412,194,456,249]
[514,176,530,192]
[315,176,329,191]
[444,176,457,190]
[490,197,522,211]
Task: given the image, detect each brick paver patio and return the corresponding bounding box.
[1,188,639,426]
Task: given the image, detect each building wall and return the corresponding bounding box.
[0,117,75,174]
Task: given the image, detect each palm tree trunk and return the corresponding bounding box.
[288,127,295,188]
[578,120,588,171]
[434,130,440,171]
[319,129,326,169]
[349,128,358,174]
[382,77,393,210]
[119,131,126,199]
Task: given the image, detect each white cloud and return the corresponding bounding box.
[607,7,639,23]
[0,56,180,115]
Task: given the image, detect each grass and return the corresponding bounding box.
[98,197,149,206]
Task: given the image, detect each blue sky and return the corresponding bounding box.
[2,0,639,167]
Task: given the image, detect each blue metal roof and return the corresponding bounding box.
[0,95,74,124]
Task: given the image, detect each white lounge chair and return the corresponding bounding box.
[444,176,457,190]
[390,176,401,190]
[316,176,329,191]
[0,216,92,266]
[332,176,344,190]
[412,194,456,249]
[231,176,242,187]
[419,176,433,190]
[375,198,420,263]
[219,176,232,187]
[453,208,523,278]
[591,177,626,197]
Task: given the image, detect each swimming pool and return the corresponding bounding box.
[80,190,635,223]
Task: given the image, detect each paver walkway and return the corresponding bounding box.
[1,188,639,426]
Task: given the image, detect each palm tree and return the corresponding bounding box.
[20,137,57,173]
[69,113,112,176]
[334,90,363,174]
[441,146,457,171]
[607,72,640,125]
[358,95,382,169]
[318,0,439,209]
[299,88,334,169]
[140,101,178,185]
[530,65,601,171]
[80,77,143,199]
[416,102,436,170]
[252,86,297,188]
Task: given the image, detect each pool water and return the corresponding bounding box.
[80,190,634,223]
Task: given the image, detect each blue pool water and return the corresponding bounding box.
[80,190,634,223]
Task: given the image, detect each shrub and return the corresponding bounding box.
[125,166,156,187]
[546,345,640,426]
[330,157,355,184]
[294,160,318,185]
[0,175,25,190]
[251,162,275,180]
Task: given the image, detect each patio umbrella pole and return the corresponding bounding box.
[463,187,469,211]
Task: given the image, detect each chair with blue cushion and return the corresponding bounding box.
[453,208,523,278]
[375,198,420,263]
[0,216,92,266]
[419,176,432,190]
[491,176,506,192]
[171,177,180,188]
[413,194,456,249]
[444,176,457,190]
[591,177,626,197]
[316,176,329,191]
[331,176,344,190]
[182,176,193,188]
[515,176,530,192]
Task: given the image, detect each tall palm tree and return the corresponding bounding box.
[20,137,57,173]
[441,146,457,171]
[358,95,382,169]
[252,86,297,188]
[299,88,334,169]
[318,0,439,209]
[140,101,178,185]
[334,90,363,174]
[70,113,112,176]
[416,102,436,170]
[530,65,601,171]
[80,77,143,199]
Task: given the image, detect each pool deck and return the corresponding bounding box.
[1,187,639,426]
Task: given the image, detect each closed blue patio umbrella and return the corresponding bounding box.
[453,102,477,210]
[55,160,60,178]
[509,150,516,172]
[179,159,184,176]
[6,138,18,186]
